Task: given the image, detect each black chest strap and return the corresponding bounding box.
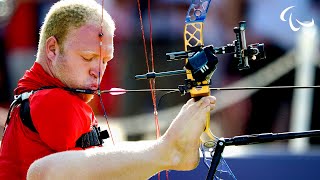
[5,89,109,149]
[76,126,110,149]
[20,99,37,133]
[5,91,35,131]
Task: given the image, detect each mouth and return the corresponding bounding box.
[89,84,99,90]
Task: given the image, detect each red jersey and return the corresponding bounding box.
[0,63,97,179]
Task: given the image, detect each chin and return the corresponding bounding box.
[77,93,94,103]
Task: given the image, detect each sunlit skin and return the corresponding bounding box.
[28,19,219,180]
[42,23,114,102]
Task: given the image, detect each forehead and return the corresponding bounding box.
[64,23,113,52]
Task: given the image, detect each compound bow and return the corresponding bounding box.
[135,0,265,179]
[93,0,320,179]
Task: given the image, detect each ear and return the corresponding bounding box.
[45,36,60,61]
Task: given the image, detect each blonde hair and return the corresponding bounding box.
[37,0,115,58]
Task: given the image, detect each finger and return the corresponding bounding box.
[199,97,211,109]
[197,96,216,105]
[182,98,195,110]
[183,97,203,111]
[198,103,210,115]
[195,97,204,107]
[207,96,216,104]
[209,96,216,110]
[205,96,217,104]
[210,103,216,111]
[186,98,195,106]
[195,96,212,108]
[199,96,217,111]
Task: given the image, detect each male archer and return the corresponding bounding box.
[0,0,217,179]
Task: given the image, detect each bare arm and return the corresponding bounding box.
[0,107,7,143]
[0,107,7,127]
[28,140,171,180]
[27,96,216,180]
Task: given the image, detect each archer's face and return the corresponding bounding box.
[52,23,114,102]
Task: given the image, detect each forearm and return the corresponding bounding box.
[27,138,173,180]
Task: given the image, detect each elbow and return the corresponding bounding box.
[27,152,80,180]
[27,158,55,180]
[27,159,44,180]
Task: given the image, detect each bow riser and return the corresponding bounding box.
[184,22,210,97]
[184,0,216,144]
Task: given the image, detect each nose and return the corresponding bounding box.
[89,64,99,79]
[89,61,107,80]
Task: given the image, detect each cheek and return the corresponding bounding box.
[57,55,92,87]
[60,64,86,86]
[69,68,88,83]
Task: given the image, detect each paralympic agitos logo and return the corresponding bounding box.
[280,6,315,32]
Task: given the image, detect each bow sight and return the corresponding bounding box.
[135,21,266,95]
[167,21,266,70]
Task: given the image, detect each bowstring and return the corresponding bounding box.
[98,0,114,145]
[147,0,161,140]
[136,0,160,144]
[137,0,166,179]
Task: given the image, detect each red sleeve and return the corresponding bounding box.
[29,89,93,151]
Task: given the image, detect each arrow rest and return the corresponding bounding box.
[178,79,211,95]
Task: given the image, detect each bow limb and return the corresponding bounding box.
[184,0,216,141]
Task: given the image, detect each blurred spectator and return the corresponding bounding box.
[4,1,38,101]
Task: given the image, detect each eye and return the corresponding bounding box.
[81,56,92,62]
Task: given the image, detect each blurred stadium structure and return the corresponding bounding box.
[0,0,320,179]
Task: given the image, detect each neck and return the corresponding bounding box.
[36,53,55,78]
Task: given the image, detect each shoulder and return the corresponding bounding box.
[28,88,94,150]
[29,88,90,120]
[30,88,81,104]
[29,88,86,108]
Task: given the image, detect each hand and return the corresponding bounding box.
[162,96,216,170]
